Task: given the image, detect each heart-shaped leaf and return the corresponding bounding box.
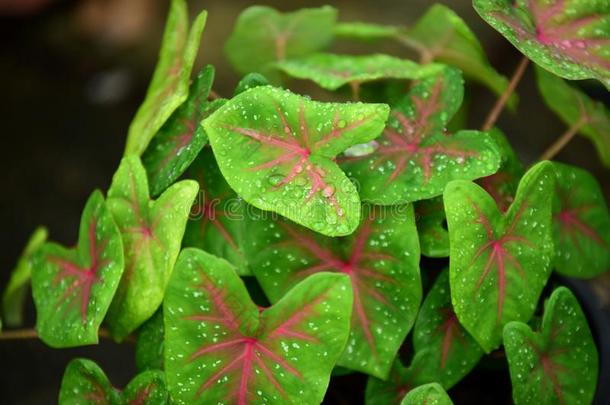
[224,6,337,80]
[124,0,207,156]
[141,65,224,197]
[551,162,610,278]
[444,161,555,352]
[2,226,47,327]
[365,351,437,405]
[476,128,525,213]
[341,67,502,205]
[244,203,421,378]
[183,147,250,275]
[135,308,164,372]
[203,85,390,236]
[401,383,454,405]
[474,0,610,89]
[31,191,124,347]
[537,67,610,167]
[415,197,449,258]
[164,248,352,404]
[59,358,168,404]
[276,53,444,94]
[412,269,484,388]
[105,156,198,340]
[503,287,599,405]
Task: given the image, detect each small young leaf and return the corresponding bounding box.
[124,0,207,156]
[276,53,444,92]
[164,248,352,405]
[59,358,168,405]
[142,65,224,197]
[415,197,449,258]
[2,226,47,327]
[444,161,555,352]
[234,73,270,96]
[32,191,124,347]
[536,67,610,167]
[203,85,390,236]
[552,162,610,278]
[365,351,437,405]
[245,203,421,378]
[135,308,164,372]
[183,147,250,275]
[334,22,403,41]
[504,287,598,405]
[401,382,454,405]
[105,156,198,340]
[412,269,484,388]
[476,128,524,213]
[224,6,337,80]
[341,67,502,204]
[474,0,610,89]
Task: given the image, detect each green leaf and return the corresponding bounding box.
[124,0,207,156]
[474,0,610,90]
[224,6,337,80]
[536,67,610,167]
[412,269,484,388]
[334,22,403,41]
[203,85,390,237]
[32,191,124,347]
[182,147,250,275]
[551,162,610,278]
[244,203,421,378]
[141,65,224,197]
[59,358,168,405]
[164,248,352,404]
[401,382,454,405]
[276,53,444,93]
[444,161,555,352]
[415,197,449,258]
[136,308,164,372]
[105,156,198,340]
[503,287,598,405]
[234,73,270,96]
[476,128,524,213]
[2,226,47,327]
[341,67,502,204]
[365,351,437,405]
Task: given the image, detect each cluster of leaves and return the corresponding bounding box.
[1,0,609,404]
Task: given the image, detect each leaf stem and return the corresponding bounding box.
[482,56,529,131]
[539,119,586,161]
[349,81,361,101]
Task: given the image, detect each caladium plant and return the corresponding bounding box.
[3,2,608,404]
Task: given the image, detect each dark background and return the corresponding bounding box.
[0,0,608,403]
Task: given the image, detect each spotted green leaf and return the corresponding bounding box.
[124,0,207,156]
[142,65,224,197]
[31,191,124,347]
[225,6,337,81]
[244,203,421,378]
[365,351,438,405]
[412,269,484,388]
[415,197,449,258]
[537,67,610,167]
[164,248,352,405]
[276,53,444,94]
[59,358,168,405]
[401,383,454,405]
[444,161,555,352]
[135,308,164,372]
[342,67,502,205]
[503,287,598,405]
[551,162,610,278]
[2,226,47,327]
[105,156,198,340]
[474,0,610,89]
[203,85,390,237]
[183,147,250,275]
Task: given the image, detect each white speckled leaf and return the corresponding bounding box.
[401,382,454,405]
